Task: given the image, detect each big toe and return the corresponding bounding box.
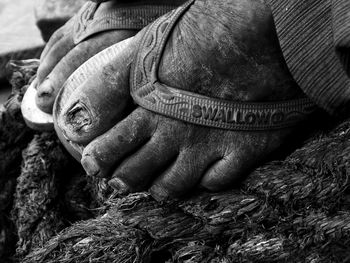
[54,36,140,145]
[36,29,137,114]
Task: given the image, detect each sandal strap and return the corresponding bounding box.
[130,0,318,131]
[74,1,183,44]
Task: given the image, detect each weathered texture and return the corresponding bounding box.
[23,114,350,263]
[10,130,98,259]
[0,60,96,262]
[11,133,69,257]
[2,60,350,262]
[0,60,38,261]
[35,0,86,42]
[9,125,98,261]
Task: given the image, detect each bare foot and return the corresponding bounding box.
[35,0,184,113]
[55,0,316,200]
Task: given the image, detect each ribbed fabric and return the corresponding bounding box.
[91,0,186,5]
[266,0,350,115]
[332,0,350,76]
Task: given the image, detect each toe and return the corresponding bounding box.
[81,108,158,178]
[199,154,243,192]
[37,27,75,86]
[36,33,76,113]
[149,148,217,201]
[39,19,73,61]
[54,37,137,144]
[37,30,137,113]
[108,127,180,194]
[199,132,280,191]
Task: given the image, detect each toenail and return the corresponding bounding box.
[149,185,169,202]
[65,102,92,132]
[81,155,100,176]
[108,178,130,195]
[37,81,54,97]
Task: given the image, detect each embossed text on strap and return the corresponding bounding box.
[130,0,317,131]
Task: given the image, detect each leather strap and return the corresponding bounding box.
[130,0,317,131]
[74,2,182,44]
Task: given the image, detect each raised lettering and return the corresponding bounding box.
[214,109,226,122]
[236,111,245,124]
[202,106,218,121]
[271,111,285,124]
[256,112,271,125]
[245,112,256,124]
[226,109,236,124]
[192,105,202,118]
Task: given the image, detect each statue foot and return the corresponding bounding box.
[55,0,317,200]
